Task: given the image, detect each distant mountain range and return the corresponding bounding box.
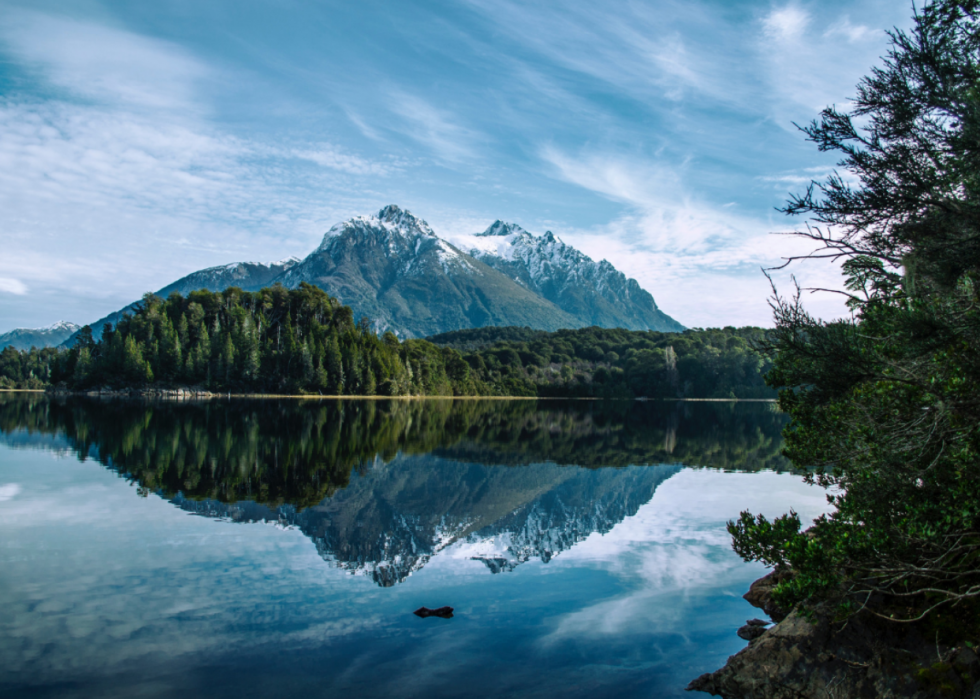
[0,321,79,351]
[57,205,682,345]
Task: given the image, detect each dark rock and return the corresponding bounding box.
[736,624,768,641]
[414,606,454,619]
[742,569,791,622]
[745,618,770,627]
[687,574,980,698]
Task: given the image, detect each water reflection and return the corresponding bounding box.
[0,395,787,587]
[0,394,820,699]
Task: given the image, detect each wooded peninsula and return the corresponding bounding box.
[0,283,773,399]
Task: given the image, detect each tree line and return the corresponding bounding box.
[0,393,788,510]
[0,283,774,399]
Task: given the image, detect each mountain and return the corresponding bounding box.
[274,205,581,337]
[0,321,80,350]
[65,205,682,344]
[451,221,684,332]
[169,453,681,587]
[64,258,300,344]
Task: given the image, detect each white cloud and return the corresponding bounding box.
[386,91,480,163]
[0,278,28,295]
[0,13,394,329]
[0,10,210,112]
[291,146,397,177]
[0,483,22,501]
[461,0,752,108]
[762,6,810,42]
[535,146,851,326]
[825,17,874,43]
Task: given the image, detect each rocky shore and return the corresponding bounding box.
[47,386,216,399]
[689,572,980,698]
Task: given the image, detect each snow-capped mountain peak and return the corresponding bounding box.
[1,321,82,351]
[476,220,530,239]
[42,321,80,332]
[377,204,435,237]
[219,257,301,272]
[452,219,684,332]
[318,205,435,251]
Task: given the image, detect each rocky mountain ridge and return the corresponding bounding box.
[64,205,682,345]
[454,221,682,332]
[0,321,80,351]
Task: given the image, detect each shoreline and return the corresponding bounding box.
[1,388,776,402]
[690,572,980,698]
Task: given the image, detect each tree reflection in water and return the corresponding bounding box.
[0,394,790,586]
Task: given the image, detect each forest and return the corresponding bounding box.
[0,282,774,399]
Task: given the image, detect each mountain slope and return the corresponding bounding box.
[63,259,300,345]
[273,205,581,337]
[452,221,683,332]
[1,321,80,350]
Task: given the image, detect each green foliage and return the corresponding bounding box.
[1,287,774,398]
[4,283,489,397]
[433,325,775,399]
[0,345,60,389]
[732,0,980,625]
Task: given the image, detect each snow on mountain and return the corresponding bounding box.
[43,321,81,332]
[0,321,81,351]
[450,221,684,332]
[273,205,575,337]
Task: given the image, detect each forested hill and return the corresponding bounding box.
[0,284,773,398]
[427,325,774,398]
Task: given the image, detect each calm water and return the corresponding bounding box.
[0,395,828,698]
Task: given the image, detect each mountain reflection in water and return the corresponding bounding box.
[0,395,787,587]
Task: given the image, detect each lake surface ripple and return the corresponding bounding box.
[0,395,828,698]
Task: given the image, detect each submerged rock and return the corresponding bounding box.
[414,606,454,619]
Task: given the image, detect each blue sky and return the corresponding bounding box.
[0,0,913,332]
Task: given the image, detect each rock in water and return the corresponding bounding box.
[742,569,790,622]
[414,606,454,619]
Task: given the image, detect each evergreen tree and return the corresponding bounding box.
[730,0,980,624]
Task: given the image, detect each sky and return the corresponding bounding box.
[0,0,914,332]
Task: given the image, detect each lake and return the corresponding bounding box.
[0,394,828,698]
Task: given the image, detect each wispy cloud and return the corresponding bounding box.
[386,90,479,163]
[536,145,851,325]
[460,0,752,108]
[0,278,28,295]
[762,5,810,42]
[0,9,210,112]
[825,16,874,43]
